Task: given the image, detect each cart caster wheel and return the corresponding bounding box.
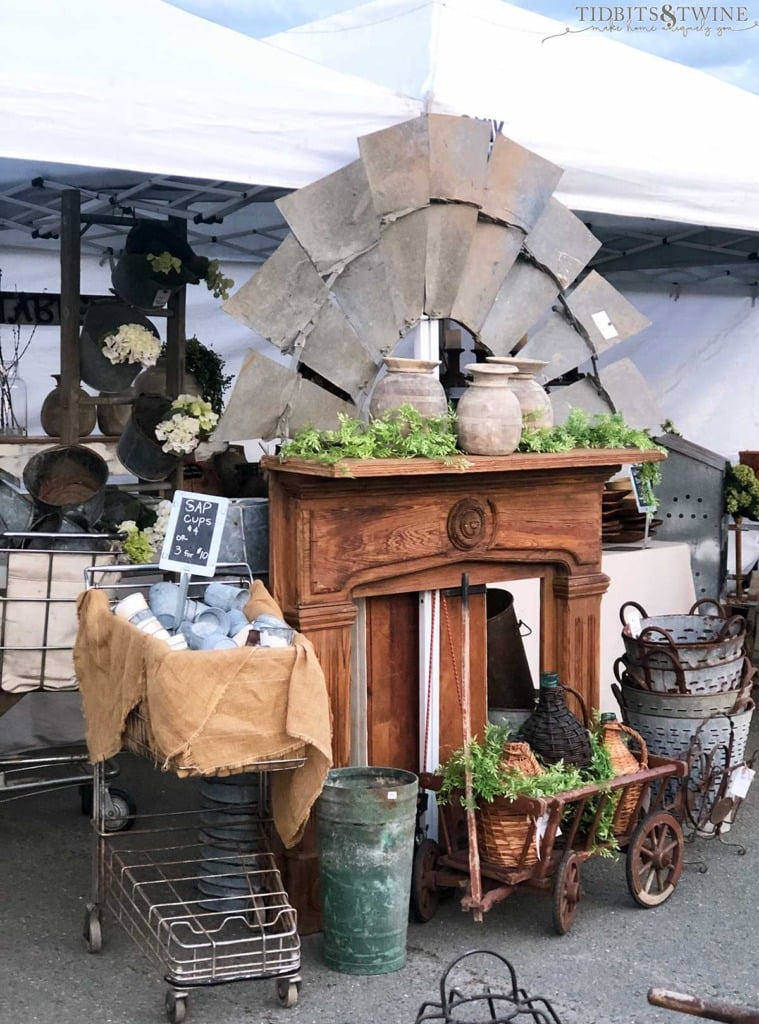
[83,903,102,954]
[165,989,187,1023]
[552,851,582,935]
[626,809,684,908]
[277,979,299,1008]
[102,787,136,833]
[410,838,442,923]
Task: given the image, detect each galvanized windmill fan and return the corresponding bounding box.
[216,113,659,441]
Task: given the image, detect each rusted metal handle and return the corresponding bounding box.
[648,988,759,1024]
[619,599,648,627]
[614,655,651,691]
[718,614,747,641]
[689,597,726,619]
[637,644,689,694]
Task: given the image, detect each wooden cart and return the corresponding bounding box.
[413,754,688,934]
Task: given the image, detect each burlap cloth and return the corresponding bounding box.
[73,580,332,847]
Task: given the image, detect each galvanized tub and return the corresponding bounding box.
[620,599,746,670]
[615,644,748,696]
[217,499,269,577]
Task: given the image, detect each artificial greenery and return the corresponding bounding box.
[205,259,235,301]
[724,463,759,520]
[436,718,620,856]
[278,404,465,466]
[159,336,233,417]
[145,252,233,300]
[518,409,665,509]
[146,251,182,276]
[121,529,155,565]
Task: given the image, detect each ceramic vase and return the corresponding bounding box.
[96,391,134,436]
[486,357,554,431]
[455,363,522,456]
[40,375,97,438]
[369,357,448,420]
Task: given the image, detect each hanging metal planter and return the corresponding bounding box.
[117,393,181,482]
[111,221,210,311]
[79,303,160,393]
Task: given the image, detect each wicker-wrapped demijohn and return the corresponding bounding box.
[517,672,592,770]
[476,741,544,869]
[600,712,647,833]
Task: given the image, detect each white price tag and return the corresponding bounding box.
[534,812,560,860]
[591,309,619,341]
[726,764,755,801]
[626,607,644,639]
[387,790,398,801]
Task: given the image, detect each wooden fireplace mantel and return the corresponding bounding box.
[262,448,664,767]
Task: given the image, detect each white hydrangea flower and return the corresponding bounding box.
[154,397,219,455]
[101,323,161,366]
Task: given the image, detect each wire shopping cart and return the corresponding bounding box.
[80,563,306,1023]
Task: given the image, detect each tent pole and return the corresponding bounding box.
[165,215,187,493]
[59,190,82,446]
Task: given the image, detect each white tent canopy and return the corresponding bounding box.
[0,0,419,191]
[265,0,759,232]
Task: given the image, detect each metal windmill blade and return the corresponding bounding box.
[223,234,328,352]
[480,134,563,232]
[358,113,492,215]
[275,159,381,277]
[359,114,493,320]
[214,351,355,442]
[519,271,652,384]
[478,199,601,353]
[298,297,382,402]
[329,243,403,355]
[549,358,662,431]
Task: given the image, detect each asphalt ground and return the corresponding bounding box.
[1,727,758,1024]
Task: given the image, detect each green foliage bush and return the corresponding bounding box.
[724,463,759,520]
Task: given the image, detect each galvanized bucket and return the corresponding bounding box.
[315,766,418,975]
[117,394,181,482]
[22,444,108,529]
[217,499,269,577]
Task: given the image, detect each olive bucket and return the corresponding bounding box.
[117,393,181,482]
[22,444,108,529]
[314,766,418,975]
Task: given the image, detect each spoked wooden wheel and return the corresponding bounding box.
[552,852,582,935]
[409,838,442,923]
[626,810,684,907]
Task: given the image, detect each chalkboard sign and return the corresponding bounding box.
[158,491,230,577]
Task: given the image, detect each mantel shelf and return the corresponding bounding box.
[262,447,665,479]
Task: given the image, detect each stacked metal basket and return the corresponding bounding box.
[612,599,755,832]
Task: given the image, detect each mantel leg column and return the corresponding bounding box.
[550,572,610,714]
[285,602,356,768]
